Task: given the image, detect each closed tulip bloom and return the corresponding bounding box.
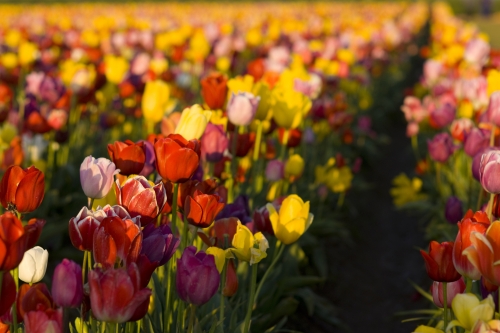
[253,205,275,236]
[223,260,238,297]
[51,259,82,308]
[24,308,63,333]
[19,246,48,284]
[80,156,119,199]
[227,92,260,127]
[0,212,27,271]
[431,279,465,308]
[464,128,490,157]
[267,194,314,245]
[208,217,239,248]
[176,246,220,306]
[449,294,495,332]
[481,150,500,194]
[115,176,167,226]
[429,103,455,129]
[265,160,284,181]
[89,264,151,323]
[445,196,463,224]
[271,87,311,129]
[284,154,305,182]
[487,92,500,127]
[140,224,179,266]
[185,190,225,228]
[0,271,15,317]
[142,80,170,123]
[473,148,497,181]
[174,104,212,140]
[154,134,200,183]
[453,210,490,280]
[104,55,129,85]
[21,283,55,318]
[201,123,229,163]
[231,221,268,265]
[421,241,460,282]
[0,165,44,213]
[107,141,146,176]
[201,72,228,110]
[427,133,455,163]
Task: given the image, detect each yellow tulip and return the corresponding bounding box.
[487,69,500,97]
[227,75,254,96]
[284,154,305,182]
[18,42,38,67]
[1,53,18,70]
[231,221,268,265]
[104,55,129,84]
[271,87,311,129]
[142,80,171,123]
[412,326,444,333]
[252,82,273,122]
[325,166,353,193]
[174,104,212,140]
[267,194,314,245]
[206,247,227,273]
[447,293,494,332]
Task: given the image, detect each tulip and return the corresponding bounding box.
[472,320,500,333]
[174,104,212,140]
[21,284,55,320]
[104,55,129,84]
[0,271,15,317]
[271,87,311,129]
[228,132,255,157]
[427,133,455,163]
[176,246,220,305]
[448,294,494,332]
[429,103,455,129]
[421,241,461,282]
[80,156,119,199]
[413,326,444,333]
[185,190,225,228]
[284,154,305,182]
[93,216,142,268]
[142,80,170,123]
[205,247,226,273]
[226,92,260,126]
[176,178,221,211]
[0,212,27,271]
[453,210,491,280]
[265,160,284,181]
[474,148,498,181]
[201,123,229,163]
[19,246,48,284]
[115,176,167,225]
[140,224,179,266]
[481,150,500,194]
[487,92,500,127]
[0,165,44,213]
[51,259,82,308]
[201,72,228,110]
[223,260,238,297]
[24,308,63,333]
[138,140,156,177]
[464,222,500,285]
[231,221,268,265]
[89,264,151,323]
[267,194,314,245]
[23,218,45,251]
[154,134,200,183]
[107,140,146,176]
[253,205,275,236]
[432,279,465,308]
[39,76,65,105]
[464,128,490,157]
[206,217,239,249]
[278,128,302,148]
[445,196,463,224]
[451,118,474,142]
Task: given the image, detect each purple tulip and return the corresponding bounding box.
[80,156,120,199]
[480,149,500,193]
[430,103,455,128]
[445,196,463,224]
[473,147,496,181]
[141,224,179,266]
[427,133,455,163]
[52,259,83,308]
[39,75,65,105]
[487,91,500,127]
[464,128,490,157]
[216,195,251,223]
[176,246,220,306]
[139,140,156,177]
[201,123,229,163]
[227,92,260,126]
[265,160,284,181]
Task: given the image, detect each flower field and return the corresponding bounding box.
[1,1,498,332]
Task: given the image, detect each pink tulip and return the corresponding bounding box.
[80,156,119,199]
[52,259,83,308]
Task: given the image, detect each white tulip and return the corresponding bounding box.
[19,246,48,284]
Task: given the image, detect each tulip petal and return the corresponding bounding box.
[0,165,25,209]
[15,168,44,213]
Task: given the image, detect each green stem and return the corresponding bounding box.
[171,183,179,235]
[188,304,197,333]
[81,251,88,333]
[181,216,190,251]
[488,192,495,222]
[219,259,228,329]
[279,129,290,161]
[243,264,258,333]
[435,162,442,198]
[108,322,118,333]
[176,302,185,333]
[477,188,485,211]
[254,244,285,308]
[465,277,472,293]
[252,121,263,162]
[164,259,173,332]
[88,198,95,210]
[230,125,239,180]
[443,282,448,331]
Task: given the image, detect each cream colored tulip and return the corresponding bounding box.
[19,246,49,284]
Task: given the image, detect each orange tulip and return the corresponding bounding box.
[154,134,200,183]
[201,72,228,110]
[0,165,44,213]
[107,140,146,176]
[465,222,500,286]
[184,190,225,228]
[0,212,27,271]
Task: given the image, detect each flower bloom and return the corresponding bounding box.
[201,72,228,110]
[0,271,15,317]
[0,212,27,271]
[480,150,500,194]
[271,87,311,129]
[176,246,220,306]
[184,190,225,228]
[19,246,48,284]
[89,263,151,323]
[253,205,275,236]
[420,241,461,282]
[140,224,179,266]
[487,91,500,127]
[431,279,465,308]
[201,123,229,163]
[174,104,212,140]
[284,154,305,182]
[427,133,455,163]
[464,128,490,158]
[226,92,260,126]
[445,196,463,224]
[231,221,268,265]
[142,80,170,123]
[448,294,494,332]
[154,134,200,183]
[450,118,474,142]
[52,259,83,308]
[0,165,44,213]
[80,156,119,199]
[107,140,146,176]
[265,160,284,182]
[267,194,314,245]
[24,308,63,333]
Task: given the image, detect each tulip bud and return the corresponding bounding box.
[227,92,259,126]
[421,241,461,282]
[265,160,284,182]
[52,259,83,308]
[231,221,268,265]
[0,165,45,213]
[284,154,305,182]
[431,279,465,308]
[445,196,463,224]
[481,150,500,193]
[427,133,455,163]
[0,212,28,271]
[223,259,238,297]
[19,246,48,284]
[201,72,228,110]
[24,308,63,333]
[185,190,225,228]
[429,103,455,129]
[80,155,119,199]
[174,104,212,140]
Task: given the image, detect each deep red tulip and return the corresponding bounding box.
[223,259,238,297]
[107,140,146,176]
[228,132,255,157]
[420,241,461,282]
[200,72,228,110]
[115,176,167,226]
[88,263,151,323]
[278,128,302,148]
[208,217,239,248]
[0,212,27,271]
[185,190,225,228]
[0,271,15,317]
[24,219,46,250]
[253,206,275,236]
[93,216,142,268]
[246,58,265,82]
[154,134,200,183]
[21,284,55,315]
[0,165,44,213]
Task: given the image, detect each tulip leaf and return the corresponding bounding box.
[234,320,251,333]
[264,317,288,332]
[409,280,433,302]
[294,288,316,317]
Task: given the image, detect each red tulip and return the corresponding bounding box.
[88,264,151,323]
[177,178,220,211]
[21,284,55,315]
[420,241,461,282]
[228,132,255,157]
[0,271,15,317]
[24,219,46,250]
[222,259,238,297]
[0,165,44,213]
[278,128,302,148]
[0,212,27,271]
[208,217,239,248]
[107,140,146,176]
[200,72,228,110]
[185,190,225,228]
[154,134,200,183]
[93,217,142,268]
[24,308,62,333]
[253,206,275,236]
[115,176,167,226]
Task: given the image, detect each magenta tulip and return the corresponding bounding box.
[427,133,455,163]
[201,123,229,163]
[52,259,83,308]
[480,150,500,193]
